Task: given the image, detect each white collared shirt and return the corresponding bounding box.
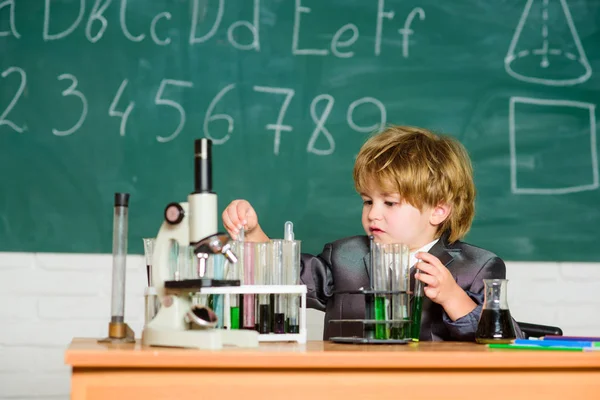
[410,238,439,268]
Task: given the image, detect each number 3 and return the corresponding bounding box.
[53,74,88,136]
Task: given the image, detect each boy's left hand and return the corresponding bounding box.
[414,252,461,307]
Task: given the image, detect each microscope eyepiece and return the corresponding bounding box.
[194,138,213,194]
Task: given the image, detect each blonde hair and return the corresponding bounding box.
[353,126,475,243]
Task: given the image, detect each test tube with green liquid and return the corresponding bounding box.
[227,240,242,329]
[411,263,424,341]
[372,243,390,339]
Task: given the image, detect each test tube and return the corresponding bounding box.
[254,242,270,333]
[142,238,159,325]
[372,243,389,339]
[411,261,424,341]
[242,241,255,330]
[283,239,301,334]
[110,193,129,325]
[389,244,410,340]
[270,239,286,333]
[142,238,154,286]
[226,240,242,329]
[209,254,225,328]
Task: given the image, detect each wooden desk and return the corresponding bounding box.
[66,338,600,399]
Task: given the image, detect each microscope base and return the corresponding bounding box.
[142,327,259,350]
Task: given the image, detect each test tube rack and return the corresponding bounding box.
[199,284,307,344]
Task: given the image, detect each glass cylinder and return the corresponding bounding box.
[110,193,129,323]
[475,279,517,344]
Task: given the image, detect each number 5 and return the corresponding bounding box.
[155,79,193,143]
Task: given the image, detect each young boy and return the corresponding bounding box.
[222,125,522,341]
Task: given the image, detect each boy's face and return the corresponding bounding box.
[360,186,446,251]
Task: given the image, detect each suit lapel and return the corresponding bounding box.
[411,231,460,291]
[363,249,372,286]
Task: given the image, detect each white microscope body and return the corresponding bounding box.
[141,138,258,349]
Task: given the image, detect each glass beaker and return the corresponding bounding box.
[372,243,410,340]
[475,279,517,344]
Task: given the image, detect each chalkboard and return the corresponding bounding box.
[0,0,599,261]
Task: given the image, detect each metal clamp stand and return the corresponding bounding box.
[327,236,416,345]
[328,288,413,344]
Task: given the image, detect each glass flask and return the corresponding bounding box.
[475,279,517,344]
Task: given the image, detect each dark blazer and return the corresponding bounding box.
[300,231,523,341]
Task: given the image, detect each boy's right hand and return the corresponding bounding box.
[222,199,267,241]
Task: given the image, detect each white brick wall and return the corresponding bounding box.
[1,253,599,399]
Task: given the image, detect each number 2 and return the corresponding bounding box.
[0,66,27,133]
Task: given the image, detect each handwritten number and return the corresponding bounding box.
[155,79,193,143]
[109,79,134,137]
[204,84,236,145]
[0,67,27,133]
[53,74,88,137]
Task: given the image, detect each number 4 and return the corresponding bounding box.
[109,79,134,137]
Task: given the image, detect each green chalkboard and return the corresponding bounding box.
[0,0,599,261]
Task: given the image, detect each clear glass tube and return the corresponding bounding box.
[252,242,269,333]
[226,241,242,329]
[241,242,255,330]
[110,194,129,323]
[284,240,301,333]
[270,240,285,333]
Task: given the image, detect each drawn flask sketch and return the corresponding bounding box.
[504,0,592,86]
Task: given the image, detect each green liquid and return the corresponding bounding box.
[411,295,423,341]
[374,296,388,339]
[230,306,240,330]
[390,326,405,339]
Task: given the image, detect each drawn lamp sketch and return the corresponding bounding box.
[506,0,596,195]
[505,0,592,86]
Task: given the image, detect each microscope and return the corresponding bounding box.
[141,138,259,349]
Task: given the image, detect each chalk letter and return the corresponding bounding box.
[120,0,145,42]
[189,0,224,45]
[227,0,260,51]
[43,0,85,41]
[331,23,358,58]
[0,0,20,39]
[150,12,171,45]
[86,0,112,43]
[375,0,394,56]
[398,7,425,58]
[292,0,327,56]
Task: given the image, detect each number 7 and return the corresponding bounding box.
[253,86,295,155]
